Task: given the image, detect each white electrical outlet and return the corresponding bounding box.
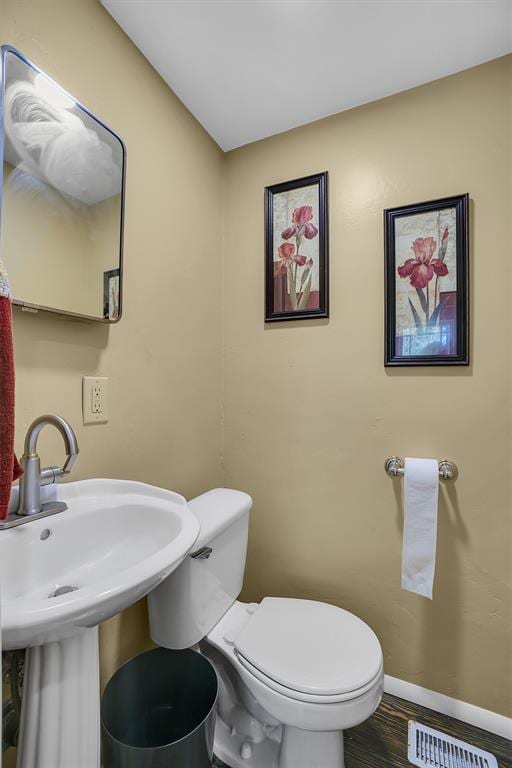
[82,376,109,424]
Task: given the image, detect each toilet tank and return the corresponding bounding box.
[148,488,252,649]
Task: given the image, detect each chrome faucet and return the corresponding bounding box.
[2,415,79,528]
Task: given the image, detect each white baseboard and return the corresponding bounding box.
[384,675,512,741]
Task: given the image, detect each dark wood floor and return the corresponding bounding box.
[214,692,512,767]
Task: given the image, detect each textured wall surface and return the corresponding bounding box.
[223,56,512,717]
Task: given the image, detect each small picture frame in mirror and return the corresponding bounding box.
[103,269,120,321]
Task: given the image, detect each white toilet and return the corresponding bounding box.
[149,489,384,768]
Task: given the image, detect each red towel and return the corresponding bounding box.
[0,295,23,520]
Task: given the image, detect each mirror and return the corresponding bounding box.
[0,46,125,322]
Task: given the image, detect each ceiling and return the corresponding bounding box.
[101,0,512,151]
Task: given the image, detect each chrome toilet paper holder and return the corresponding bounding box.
[384,456,458,481]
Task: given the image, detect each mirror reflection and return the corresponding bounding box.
[1,47,125,321]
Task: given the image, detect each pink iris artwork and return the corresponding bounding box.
[397,227,450,334]
[386,195,469,366]
[275,205,317,311]
[265,173,328,322]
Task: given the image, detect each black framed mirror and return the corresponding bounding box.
[0,45,126,322]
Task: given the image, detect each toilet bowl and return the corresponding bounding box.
[203,599,383,767]
[148,489,384,768]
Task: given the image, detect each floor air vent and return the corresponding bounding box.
[408,721,498,768]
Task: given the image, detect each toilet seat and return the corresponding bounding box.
[236,651,384,704]
[233,597,383,699]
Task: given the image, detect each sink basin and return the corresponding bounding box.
[1,479,200,768]
[2,478,199,649]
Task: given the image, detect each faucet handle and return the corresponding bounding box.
[39,448,78,486]
[62,452,78,475]
[40,465,70,486]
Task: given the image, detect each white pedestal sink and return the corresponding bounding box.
[1,479,200,768]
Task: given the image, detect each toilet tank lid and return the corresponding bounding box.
[188,488,252,548]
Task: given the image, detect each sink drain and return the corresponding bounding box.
[48,585,79,598]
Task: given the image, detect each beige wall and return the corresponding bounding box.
[1,0,224,693]
[223,56,512,717]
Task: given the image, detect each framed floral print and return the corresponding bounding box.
[265,172,328,322]
[385,194,469,366]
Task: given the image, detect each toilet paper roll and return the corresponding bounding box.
[401,457,439,599]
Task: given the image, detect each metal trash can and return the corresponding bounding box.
[101,647,218,768]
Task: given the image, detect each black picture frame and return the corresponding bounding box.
[103,268,120,321]
[265,172,329,322]
[384,193,469,366]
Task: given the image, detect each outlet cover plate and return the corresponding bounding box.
[82,376,108,424]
